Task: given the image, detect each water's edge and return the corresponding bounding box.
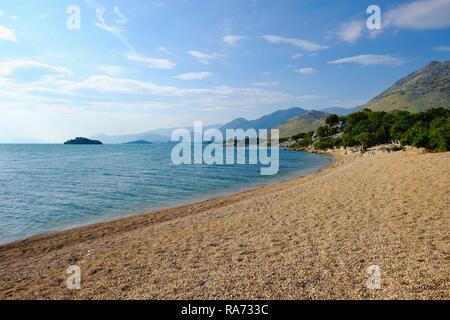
[0,152,335,246]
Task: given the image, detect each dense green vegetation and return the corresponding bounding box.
[287,108,450,152]
[315,108,450,152]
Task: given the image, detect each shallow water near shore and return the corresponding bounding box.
[0,143,332,244]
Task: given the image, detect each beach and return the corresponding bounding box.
[0,149,449,299]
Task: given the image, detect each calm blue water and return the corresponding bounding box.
[0,144,332,244]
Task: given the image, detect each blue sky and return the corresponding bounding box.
[0,0,449,142]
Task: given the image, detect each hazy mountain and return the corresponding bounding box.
[365,61,450,112]
[91,124,222,144]
[123,140,153,145]
[278,110,330,138]
[91,132,169,144]
[220,107,332,138]
[221,107,308,132]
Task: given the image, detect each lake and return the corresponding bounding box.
[0,143,332,244]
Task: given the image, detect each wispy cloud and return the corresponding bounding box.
[86,0,132,51]
[336,21,364,43]
[384,0,450,30]
[295,67,317,74]
[262,35,328,52]
[0,59,72,77]
[87,0,175,70]
[157,46,172,54]
[126,53,175,70]
[61,75,184,95]
[222,35,246,46]
[296,94,324,102]
[175,72,212,80]
[434,46,450,52]
[97,65,128,76]
[58,75,294,104]
[328,54,405,66]
[188,51,227,64]
[0,25,17,42]
[250,81,279,87]
[291,53,303,60]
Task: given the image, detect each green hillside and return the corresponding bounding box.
[278,110,329,138]
[365,61,450,112]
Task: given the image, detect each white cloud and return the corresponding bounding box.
[59,75,295,107]
[295,67,317,74]
[328,54,405,66]
[296,95,324,101]
[0,59,72,77]
[262,35,328,52]
[0,71,315,141]
[0,11,3,17]
[0,25,17,42]
[97,65,128,76]
[126,53,175,70]
[291,53,303,60]
[250,81,279,87]
[385,0,450,30]
[11,16,18,21]
[222,35,246,46]
[86,0,133,51]
[188,51,227,64]
[337,21,364,43]
[176,72,212,81]
[86,1,175,71]
[62,75,185,95]
[434,46,450,52]
[1,72,298,111]
[157,47,171,54]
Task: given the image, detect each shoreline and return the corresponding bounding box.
[0,152,338,248]
[0,150,334,247]
[1,150,448,299]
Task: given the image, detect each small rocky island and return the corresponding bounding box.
[124,140,153,145]
[64,137,103,145]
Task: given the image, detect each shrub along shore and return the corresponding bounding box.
[281,108,450,153]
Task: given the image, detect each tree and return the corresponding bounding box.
[325,114,339,127]
[390,111,415,141]
[285,108,449,152]
[401,123,429,148]
[355,132,376,148]
[314,137,336,150]
[428,118,450,152]
[317,125,337,138]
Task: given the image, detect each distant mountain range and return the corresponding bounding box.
[91,124,221,144]
[365,61,450,112]
[91,61,450,143]
[220,107,359,138]
[124,140,153,145]
[91,107,361,143]
[221,107,307,131]
[92,132,168,144]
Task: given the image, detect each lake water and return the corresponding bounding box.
[0,144,332,244]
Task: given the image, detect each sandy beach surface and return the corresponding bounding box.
[0,150,449,300]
